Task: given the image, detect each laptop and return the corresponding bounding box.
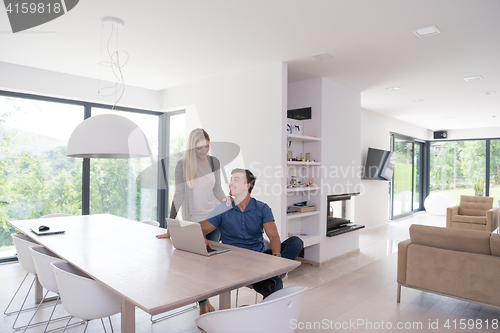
[30,227,66,236]
[167,218,230,256]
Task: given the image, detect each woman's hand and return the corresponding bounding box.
[222,195,234,207]
[156,229,171,239]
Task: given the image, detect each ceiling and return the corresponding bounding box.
[0,0,499,131]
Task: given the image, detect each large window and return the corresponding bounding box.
[0,96,83,259]
[167,113,186,219]
[429,140,487,205]
[90,109,159,221]
[0,91,185,262]
[490,140,500,207]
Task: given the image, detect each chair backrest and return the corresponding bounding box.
[39,213,73,219]
[195,286,306,333]
[30,246,64,294]
[142,220,160,227]
[51,262,122,321]
[11,234,38,275]
[459,195,493,216]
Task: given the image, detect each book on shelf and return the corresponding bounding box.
[288,205,316,213]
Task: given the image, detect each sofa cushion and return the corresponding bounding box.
[491,233,500,257]
[452,215,487,225]
[406,244,500,307]
[409,224,491,255]
[459,195,493,216]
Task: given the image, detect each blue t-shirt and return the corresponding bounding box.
[206,198,275,252]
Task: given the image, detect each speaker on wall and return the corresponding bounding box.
[433,131,448,139]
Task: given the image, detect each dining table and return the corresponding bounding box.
[8,214,301,332]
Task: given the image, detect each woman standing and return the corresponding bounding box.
[157,128,226,314]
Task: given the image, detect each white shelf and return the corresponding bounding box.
[287,134,321,142]
[286,186,320,193]
[293,234,321,248]
[286,211,321,220]
[287,161,321,166]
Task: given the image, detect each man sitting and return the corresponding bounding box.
[200,168,304,298]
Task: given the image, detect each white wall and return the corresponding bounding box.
[357,108,430,228]
[321,78,361,195]
[445,127,500,140]
[161,62,287,235]
[319,78,361,262]
[0,62,162,110]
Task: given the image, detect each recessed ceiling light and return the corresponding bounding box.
[413,25,440,38]
[464,75,483,81]
[386,87,402,91]
[311,52,334,61]
[413,99,425,102]
[480,91,496,95]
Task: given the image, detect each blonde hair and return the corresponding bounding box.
[183,128,210,189]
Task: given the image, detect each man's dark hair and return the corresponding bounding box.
[231,168,257,194]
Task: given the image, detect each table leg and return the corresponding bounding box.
[121,299,135,333]
[219,291,231,310]
[34,276,60,304]
[35,276,43,303]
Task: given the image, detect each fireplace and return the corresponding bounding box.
[326,192,363,236]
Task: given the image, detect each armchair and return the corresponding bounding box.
[446,195,499,232]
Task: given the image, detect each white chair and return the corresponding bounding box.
[195,286,306,333]
[6,234,44,330]
[52,262,122,333]
[26,246,76,333]
[39,213,73,219]
[141,220,160,227]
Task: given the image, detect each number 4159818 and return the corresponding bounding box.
[443,319,498,330]
[6,2,62,14]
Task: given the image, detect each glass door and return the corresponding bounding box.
[413,142,423,211]
[391,136,414,218]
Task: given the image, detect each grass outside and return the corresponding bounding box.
[431,186,500,207]
[0,245,14,252]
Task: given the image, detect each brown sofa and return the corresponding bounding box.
[397,224,500,308]
[446,195,499,232]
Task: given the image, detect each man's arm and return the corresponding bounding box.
[263,221,281,255]
[201,220,217,248]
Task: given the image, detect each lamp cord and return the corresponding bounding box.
[97,22,129,110]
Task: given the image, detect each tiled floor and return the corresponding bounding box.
[286,212,446,290]
[1,212,448,333]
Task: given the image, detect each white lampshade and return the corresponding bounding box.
[66,114,150,158]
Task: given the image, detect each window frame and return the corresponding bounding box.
[0,90,183,262]
[426,137,500,202]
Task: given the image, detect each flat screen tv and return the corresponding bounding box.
[362,148,397,181]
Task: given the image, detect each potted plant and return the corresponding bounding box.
[472,178,485,196]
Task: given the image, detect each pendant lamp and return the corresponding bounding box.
[66,114,150,158]
[66,17,151,159]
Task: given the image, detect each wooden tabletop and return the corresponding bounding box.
[8,214,301,316]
